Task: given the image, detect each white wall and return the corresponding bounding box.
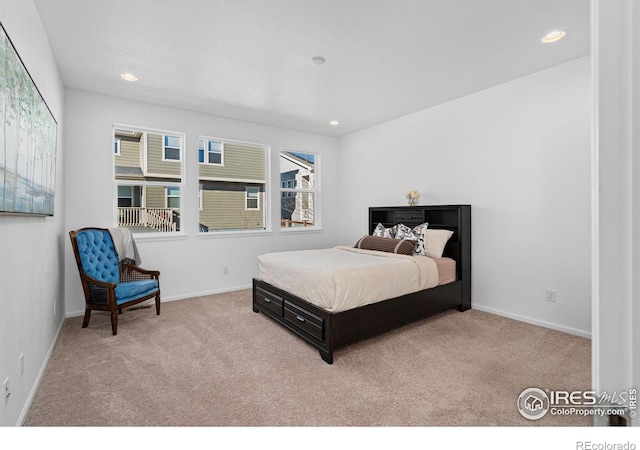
[0,0,65,426]
[338,57,592,336]
[64,89,340,315]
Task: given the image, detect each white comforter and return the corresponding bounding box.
[257,246,439,312]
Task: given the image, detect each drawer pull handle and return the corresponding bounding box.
[263,298,271,303]
[296,315,305,322]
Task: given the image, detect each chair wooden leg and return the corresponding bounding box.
[110,310,118,335]
[155,292,161,315]
[82,308,91,328]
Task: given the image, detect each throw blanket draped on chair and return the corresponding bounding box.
[109,227,141,265]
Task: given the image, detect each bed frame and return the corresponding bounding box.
[252,204,471,364]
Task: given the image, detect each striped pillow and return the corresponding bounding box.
[354,235,416,255]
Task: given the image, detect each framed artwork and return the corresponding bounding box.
[0,22,57,216]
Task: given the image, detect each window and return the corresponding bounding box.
[117,185,141,207]
[114,126,183,233]
[166,186,180,208]
[114,138,121,155]
[246,186,259,210]
[198,136,268,232]
[163,135,181,161]
[280,150,318,228]
[198,138,223,165]
[281,179,294,197]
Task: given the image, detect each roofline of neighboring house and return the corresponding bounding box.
[281,152,314,171]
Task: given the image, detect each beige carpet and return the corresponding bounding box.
[24,289,591,426]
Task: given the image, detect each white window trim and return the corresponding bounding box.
[279,149,320,231]
[198,137,271,234]
[113,124,186,237]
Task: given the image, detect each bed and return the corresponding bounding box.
[252,204,471,364]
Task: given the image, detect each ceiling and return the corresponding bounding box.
[33,0,590,137]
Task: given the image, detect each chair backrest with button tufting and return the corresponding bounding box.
[74,229,120,283]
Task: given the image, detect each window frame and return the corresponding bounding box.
[113,124,186,237]
[279,149,320,231]
[198,136,270,236]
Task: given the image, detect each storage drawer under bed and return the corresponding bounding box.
[284,300,324,341]
[255,286,284,316]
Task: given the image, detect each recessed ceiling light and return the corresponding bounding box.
[120,73,138,81]
[329,120,339,126]
[311,56,326,66]
[541,31,566,43]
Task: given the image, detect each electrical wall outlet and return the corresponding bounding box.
[223,266,229,275]
[546,289,557,302]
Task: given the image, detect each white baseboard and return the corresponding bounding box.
[472,304,592,339]
[16,316,65,426]
[65,284,253,318]
[161,284,252,302]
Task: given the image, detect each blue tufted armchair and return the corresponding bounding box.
[69,228,160,335]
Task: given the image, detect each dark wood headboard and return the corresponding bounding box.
[368,205,471,285]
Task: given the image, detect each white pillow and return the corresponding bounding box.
[372,223,386,237]
[412,227,427,256]
[372,223,394,239]
[425,229,454,258]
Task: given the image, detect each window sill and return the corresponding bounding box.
[198,229,273,238]
[132,231,188,242]
[280,227,322,234]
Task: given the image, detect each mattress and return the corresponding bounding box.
[257,246,456,313]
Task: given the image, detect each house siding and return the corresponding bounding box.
[145,185,167,209]
[147,133,181,177]
[115,136,141,168]
[199,142,265,181]
[200,186,264,230]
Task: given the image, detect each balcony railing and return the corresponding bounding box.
[281,219,314,228]
[118,207,177,232]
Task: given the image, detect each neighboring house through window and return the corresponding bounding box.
[114,126,183,233]
[280,150,318,228]
[198,136,268,233]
